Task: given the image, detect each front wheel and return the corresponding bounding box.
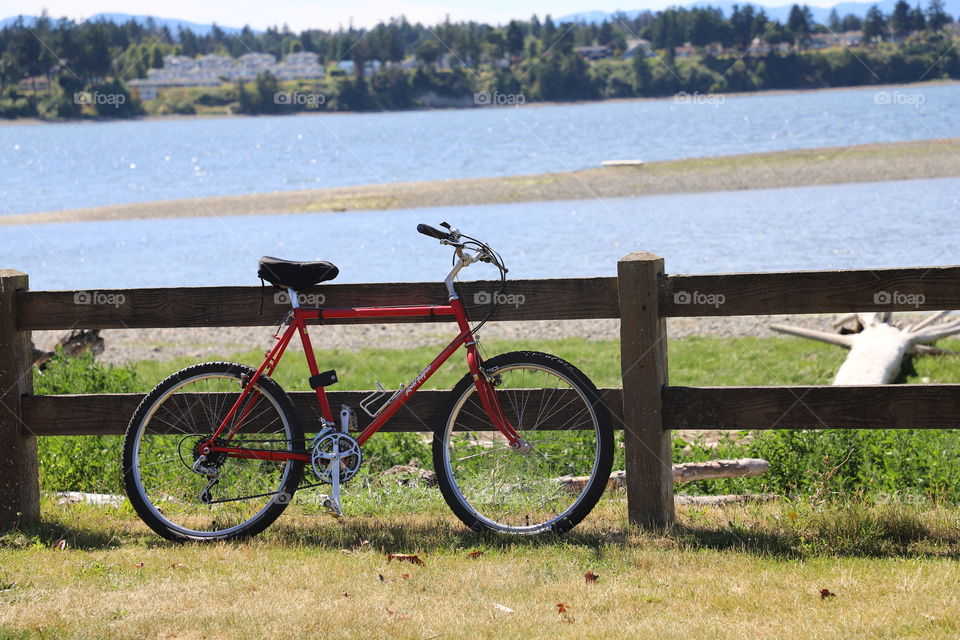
[433,351,614,534]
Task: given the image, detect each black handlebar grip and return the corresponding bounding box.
[417,223,452,240]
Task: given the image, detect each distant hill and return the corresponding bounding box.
[559,0,960,24]
[0,13,255,36]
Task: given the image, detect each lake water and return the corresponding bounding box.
[2,83,958,216]
[3,177,958,291]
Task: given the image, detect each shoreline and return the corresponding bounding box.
[2,78,957,127]
[4,137,959,227]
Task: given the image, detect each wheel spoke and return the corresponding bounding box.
[438,355,611,535]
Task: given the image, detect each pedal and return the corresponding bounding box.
[320,494,343,517]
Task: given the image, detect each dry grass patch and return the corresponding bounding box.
[2,498,960,639]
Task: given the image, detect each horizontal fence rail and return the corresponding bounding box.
[4,256,960,530]
[664,385,960,429]
[21,389,628,436]
[663,265,960,316]
[23,384,960,437]
[18,278,620,330]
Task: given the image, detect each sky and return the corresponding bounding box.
[3,0,843,32]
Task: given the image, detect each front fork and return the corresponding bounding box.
[466,347,531,452]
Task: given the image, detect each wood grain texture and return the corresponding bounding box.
[17,278,620,330]
[663,384,960,429]
[662,265,960,316]
[618,253,674,527]
[0,270,39,527]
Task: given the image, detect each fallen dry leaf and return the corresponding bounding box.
[556,603,569,614]
[466,550,484,559]
[584,570,599,583]
[387,553,425,567]
[342,592,351,597]
[386,608,409,620]
[401,573,409,580]
[820,588,837,599]
[134,562,144,570]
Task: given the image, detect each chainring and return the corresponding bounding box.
[310,432,362,484]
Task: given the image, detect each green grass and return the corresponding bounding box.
[131,335,960,391]
[131,334,864,391]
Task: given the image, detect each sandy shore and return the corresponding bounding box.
[6,137,959,227]
[34,313,870,365]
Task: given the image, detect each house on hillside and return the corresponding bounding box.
[674,42,696,58]
[747,38,792,55]
[576,44,613,60]
[623,38,654,58]
[16,76,51,93]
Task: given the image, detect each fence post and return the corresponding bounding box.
[0,270,39,529]
[617,253,674,527]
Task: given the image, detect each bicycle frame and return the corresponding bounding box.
[201,294,522,464]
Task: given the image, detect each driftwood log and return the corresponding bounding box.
[32,329,104,370]
[770,312,960,384]
[557,458,769,492]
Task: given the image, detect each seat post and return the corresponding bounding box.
[287,288,300,309]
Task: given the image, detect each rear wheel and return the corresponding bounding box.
[433,351,613,534]
[122,362,304,542]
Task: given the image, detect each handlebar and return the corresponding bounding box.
[417,222,507,273]
[417,223,455,241]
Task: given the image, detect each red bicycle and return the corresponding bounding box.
[122,223,613,541]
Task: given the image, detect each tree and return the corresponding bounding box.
[731,5,753,49]
[542,14,557,47]
[235,79,253,113]
[890,0,913,36]
[926,0,952,31]
[632,54,652,95]
[841,14,863,31]
[863,6,887,42]
[415,39,442,66]
[911,4,927,30]
[505,21,524,56]
[787,4,813,47]
[828,9,842,32]
[253,70,280,113]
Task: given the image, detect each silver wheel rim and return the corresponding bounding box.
[441,363,601,534]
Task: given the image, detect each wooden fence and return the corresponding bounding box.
[3,253,960,529]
